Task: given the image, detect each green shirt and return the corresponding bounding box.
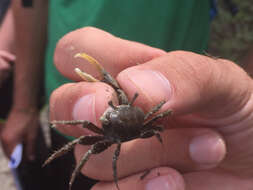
[45,0,210,103]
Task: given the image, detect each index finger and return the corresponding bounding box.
[54,27,166,81]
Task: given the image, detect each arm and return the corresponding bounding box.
[0,6,15,86]
[0,0,48,159]
[0,5,15,53]
[12,0,47,110]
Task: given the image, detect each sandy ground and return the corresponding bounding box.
[0,143,16,190]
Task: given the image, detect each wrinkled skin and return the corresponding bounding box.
[50,27,253,190]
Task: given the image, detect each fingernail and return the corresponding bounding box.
[189,134,226,165]
[122,69,172,102]
[145,175,178,190]
[72,93,97,124]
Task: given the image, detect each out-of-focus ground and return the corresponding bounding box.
[0,1,253,190]
[0,142,16,190]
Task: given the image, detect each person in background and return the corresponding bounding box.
[0,0,10,22]
[0,0,15,87]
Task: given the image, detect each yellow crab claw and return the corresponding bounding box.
[74,52,104,73]
[74,52,107,82]
[74,68,99,82]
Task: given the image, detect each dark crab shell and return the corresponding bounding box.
[100,105,146,141]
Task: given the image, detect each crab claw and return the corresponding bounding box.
[74,68,99,82]
[74,52,128,104]
[74,52,105,74]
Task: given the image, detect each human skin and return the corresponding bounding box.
[50,27,253,190]
[0,50,14,86]
[0,0,48,160]
[0,6,15,86]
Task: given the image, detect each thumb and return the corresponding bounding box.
[117,51,252,123]
[116,50,253,171]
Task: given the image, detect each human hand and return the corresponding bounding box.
[50,27,253,190]
[0,50,14,86]
[0,108,40,161]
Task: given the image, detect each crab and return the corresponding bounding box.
[43,53,172,190]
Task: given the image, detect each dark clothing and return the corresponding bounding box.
[17,128,96,190]
[0,0,10,23]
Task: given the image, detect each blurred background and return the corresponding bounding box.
[208,0,253,62]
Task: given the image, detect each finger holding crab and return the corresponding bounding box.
[50,27,253,190]
[53,27,166,82]
[51,28,231,180]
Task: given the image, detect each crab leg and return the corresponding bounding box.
[51,120,104,135]
[129,93,138,106]
[144,109,172,126]
[69,140,112,190]
[69,147,93,190]
[43,135,103,166]
[144,101,166,120]
[112,143,121,190]
[140,130,163,144]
